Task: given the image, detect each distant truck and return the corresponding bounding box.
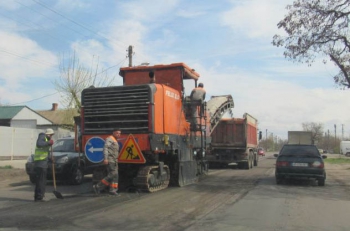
[288,131,314,145]
[207,113,262,169]
[340,141,350,156]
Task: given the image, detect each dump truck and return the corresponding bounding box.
[288,131,314,145]
[207,113,261,169]
[76,63,234,192]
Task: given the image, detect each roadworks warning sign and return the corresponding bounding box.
[118,134,146,163]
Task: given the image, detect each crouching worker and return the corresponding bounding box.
[93,129,121,196]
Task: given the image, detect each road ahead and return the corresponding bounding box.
[0,153,350,231]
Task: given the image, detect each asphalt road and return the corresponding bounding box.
[0,153,350,231]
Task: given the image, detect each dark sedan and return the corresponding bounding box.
[26,136,86,185]
[274,144,327,186]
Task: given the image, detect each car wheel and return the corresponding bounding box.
[29,175,36,184]
[318,178,325,186]
[70,166,84,185]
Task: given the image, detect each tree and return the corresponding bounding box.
[54,52,114,112]
[272,0,350,88]
[302,122,324,143]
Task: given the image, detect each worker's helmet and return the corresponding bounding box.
[198,83,204,88]
[45,128,54,135]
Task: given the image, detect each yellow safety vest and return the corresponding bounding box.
[34,137,50,161]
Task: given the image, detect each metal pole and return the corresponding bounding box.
[128,45,133,67]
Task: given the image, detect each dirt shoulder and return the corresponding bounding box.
[0,168,28,182]
[325,162,350,186]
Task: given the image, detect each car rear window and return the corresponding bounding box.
[280,145,319,156]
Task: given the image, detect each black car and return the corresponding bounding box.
[274,144,327,186]
[26,136,86,185]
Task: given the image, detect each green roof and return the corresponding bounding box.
[0,106,26,119]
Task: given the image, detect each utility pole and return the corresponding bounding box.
[127,45,133,67]
[265,129,267,151]
[342,124,344,140]
[334,124,337,142]
[271,132,274,151]
[327,129,330,152]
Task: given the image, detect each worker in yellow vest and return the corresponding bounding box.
[33,128,54,202]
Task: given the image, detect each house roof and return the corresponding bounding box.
[37,108,79,125]
[0,106,27,119]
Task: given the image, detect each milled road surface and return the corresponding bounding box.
[0,153,350,231]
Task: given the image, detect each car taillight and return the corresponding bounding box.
[276,161,289,167]
[312,161,324,168]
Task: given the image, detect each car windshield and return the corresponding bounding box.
[280,145,319,156]
[52,139,75,152]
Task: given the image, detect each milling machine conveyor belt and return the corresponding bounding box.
[206,95,234,134]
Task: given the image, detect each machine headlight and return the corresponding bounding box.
[56,156,69,164]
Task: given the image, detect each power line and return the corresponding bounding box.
[0,48,57,67]
[12,0,123,65]
[94,57,128,76]
[18,1,149,65]
[31,0,128,50]
[15,0,95,42]
[8,92,59,106]
[7,57,128,106]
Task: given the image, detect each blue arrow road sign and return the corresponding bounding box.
[85,137,105,163]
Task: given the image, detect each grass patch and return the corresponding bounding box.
[324,158,350,164]
[0,165,13,169]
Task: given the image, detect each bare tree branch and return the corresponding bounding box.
[54,51,114,112]
[273,0,350,88]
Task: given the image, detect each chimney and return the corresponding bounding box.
[52,103,58,111]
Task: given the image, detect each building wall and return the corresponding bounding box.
[13,107,52,125]
[0,126,74,160]
[11,119,37,129]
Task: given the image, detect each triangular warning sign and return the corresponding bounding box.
[118,134,146,164]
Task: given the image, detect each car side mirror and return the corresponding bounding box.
[273,154,279,158]
[322,155,327,159]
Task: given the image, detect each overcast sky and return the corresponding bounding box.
[0,0,349,140]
